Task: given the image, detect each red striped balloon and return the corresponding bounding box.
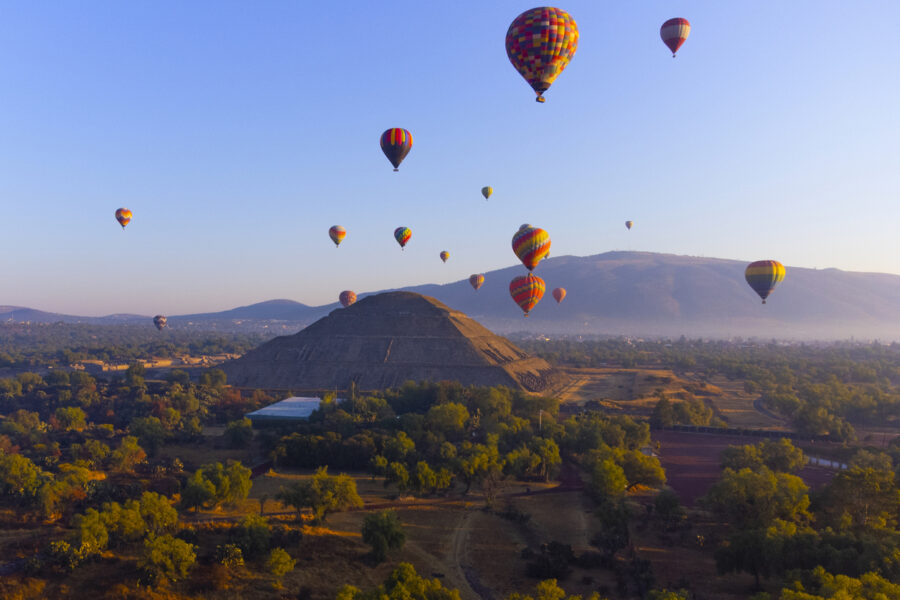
[115,208,132,229]
[329,225,346,247]
[512,226,551,271]
[510,273,545,317]
[380,128,413,171]
[660,18,690,57]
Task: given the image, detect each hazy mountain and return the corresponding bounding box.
[0,306,146,325]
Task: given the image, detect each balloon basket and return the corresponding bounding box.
[393,168,399,172]
[535,96,546,103]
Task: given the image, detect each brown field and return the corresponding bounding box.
[703,375,785,429]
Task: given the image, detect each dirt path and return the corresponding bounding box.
[446,508,491,600]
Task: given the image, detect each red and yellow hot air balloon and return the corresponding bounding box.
[745,261,786,304]
[394,227,412,250]
[512,226,551,271]
[339,290,357,308]
[469,274,485,291]
[625,220,634,230]
[329,225,346,247]
[510,274,545,316]
[660,18,690,57]
[506,7,579,103]
[115,208,132,229]
[440,251,450,263]
[552,287,566,304]
[380,128,413,171]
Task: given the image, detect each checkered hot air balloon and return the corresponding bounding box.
[745,260,786,304]
[510,274,545,316]
[506,7,579,103]
[512,226,551,271]
[115,208,132,229]
[469,274,485,291]
[380,128,412,171]
[394,227,412,250]
[329,225,346,247]
[660,18,690,57]
[339,290,357,308]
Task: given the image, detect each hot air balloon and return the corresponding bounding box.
[506,7,579,103]
[115,208,132,229]
[552,287,566,304]
[469,274,485,291]
[329,225,346,247]
[510,273,545,316]
[512,226,551,271]
[519,223,532,231]
[153,315,167,331]
[625,220,634,230]
[745,260,786,304]
[339,290,357,308]
[440,251,450,263]
[380,128,413,171]
[394,227,412,250]
[481,186,493,200]
[660,18,690,57]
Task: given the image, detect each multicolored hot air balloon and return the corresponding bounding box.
[115,208,132,229]
[625,220,634,230]
[339,290,357,308]
[519,223,532,231]
[469,274,485,291]
[552,287,566,304]
[745,260,786,304]
[660,18,690,57]
[153,315,167,331]
[506,7,579,103]
[329,225,346,247]
[394,227,412,250]
[510,273,545,316]
[512,226,551,271]
[380,128,413,171]
[440,251,450,263]
[481,186,493,200]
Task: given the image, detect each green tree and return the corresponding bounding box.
[231,514,272,558]
[200,368,227,389]
[650,397,675,429]
[412,461,437,494]
[386,461,410,493]
[337,562,461,600]
[0,450,45,504]
[819,465,900,531]
[139,491,178,535]
[53,406,87,432]
[139,534,197,584]
[224,418,254,449]
[266,547,296,581]
[530,437,561,482]
[589,459,627,501]
[276,467,363,522]
[362,510,406,562]
[101,500,146,545]
[621,450,666,490]
[71,508,109,556]
[704,467,811,530]
[216,543,244,568]
[130,416,168,457]
[425,402,469,440]
[109,435,146,471]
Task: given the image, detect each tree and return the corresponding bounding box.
[71,508,109,556]
[53,406,87,432]
[588,459,626,502]
[412,461,437,494]
[266,547,296,581]
[650,397,675,429]
[620,450,666,490]
[139,491,178,535]
[425,402,469,440]
[109,435,146,471]
[362,510,406,562]
[200,368,227,389]
[276,467,363,522]
[819,465,900,531]
[130,416,168,457]
[224,418,254,449]
[139,534,196,584]
[0,450,44,504]
[337,562,461,600]
[231,514,272,558]
[180,475,215,511]
[101,500,146,546]
[530,438,561,482]
[779,566,900,599]
[703,467,811,530]
[722,439,805,474]
[216,543,244,568]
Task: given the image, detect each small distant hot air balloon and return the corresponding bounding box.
[660,18,690,57]
[469,274,485,291]
[512,226,551,271]
[394,227,412,250]
[380,128,413,171]
[115,208,132,229]
[552,287,566,304]
[745,260,786,304]
[440,251,450,263]
[329,225,346,247]
[506,7,579,103]
[510,273,546,316]
[339,290,357,308]
[153,315,167,331]
[625,220,634,230]
[481,186,493,200]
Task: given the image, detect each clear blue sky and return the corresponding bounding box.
[1,1,898,315]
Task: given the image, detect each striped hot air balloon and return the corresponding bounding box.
[481,186,493,200]
[440,251,450,263]
[512,226,551,271]
[506,7,579,103]
[153,315,167,331]
[380,128,413,171]
[510,274,545,316]
[329,225,346,247]
[552,287,566,304]
[745,260,786,304]
[625,220,634,230]
[660,18,690,57]
[394,227,412,250]
[469,274,485,291]
[115,208,132,229]
[339,290,357,308]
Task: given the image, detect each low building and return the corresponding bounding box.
[245,396,342,425]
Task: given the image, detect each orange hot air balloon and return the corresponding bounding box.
[552,287,566,304]
[469,274,485,291]
[115,208,132,229]
[339,290,357,308]
[510,274,545,316]
[512,226,551,271]
[440,251,450,263]
[329,225,346,247]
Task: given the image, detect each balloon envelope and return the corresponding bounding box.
[745,260,786,304]
[552,287,566,303]
[329,225,346,247]
[625,220,634,230]
[115,208,132,229]
[380,128,413,171]
[512,226,551,271]
[506,7,579,102]
[510,274,546,316]
[660,17,690,56]
[469,274,485,291]
[440,251,450,263]
[394,227,412,249]
[481,186,492,200]
[339,290,357,308]
[153,315,167,331]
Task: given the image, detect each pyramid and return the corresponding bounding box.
[222,292,563,393]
